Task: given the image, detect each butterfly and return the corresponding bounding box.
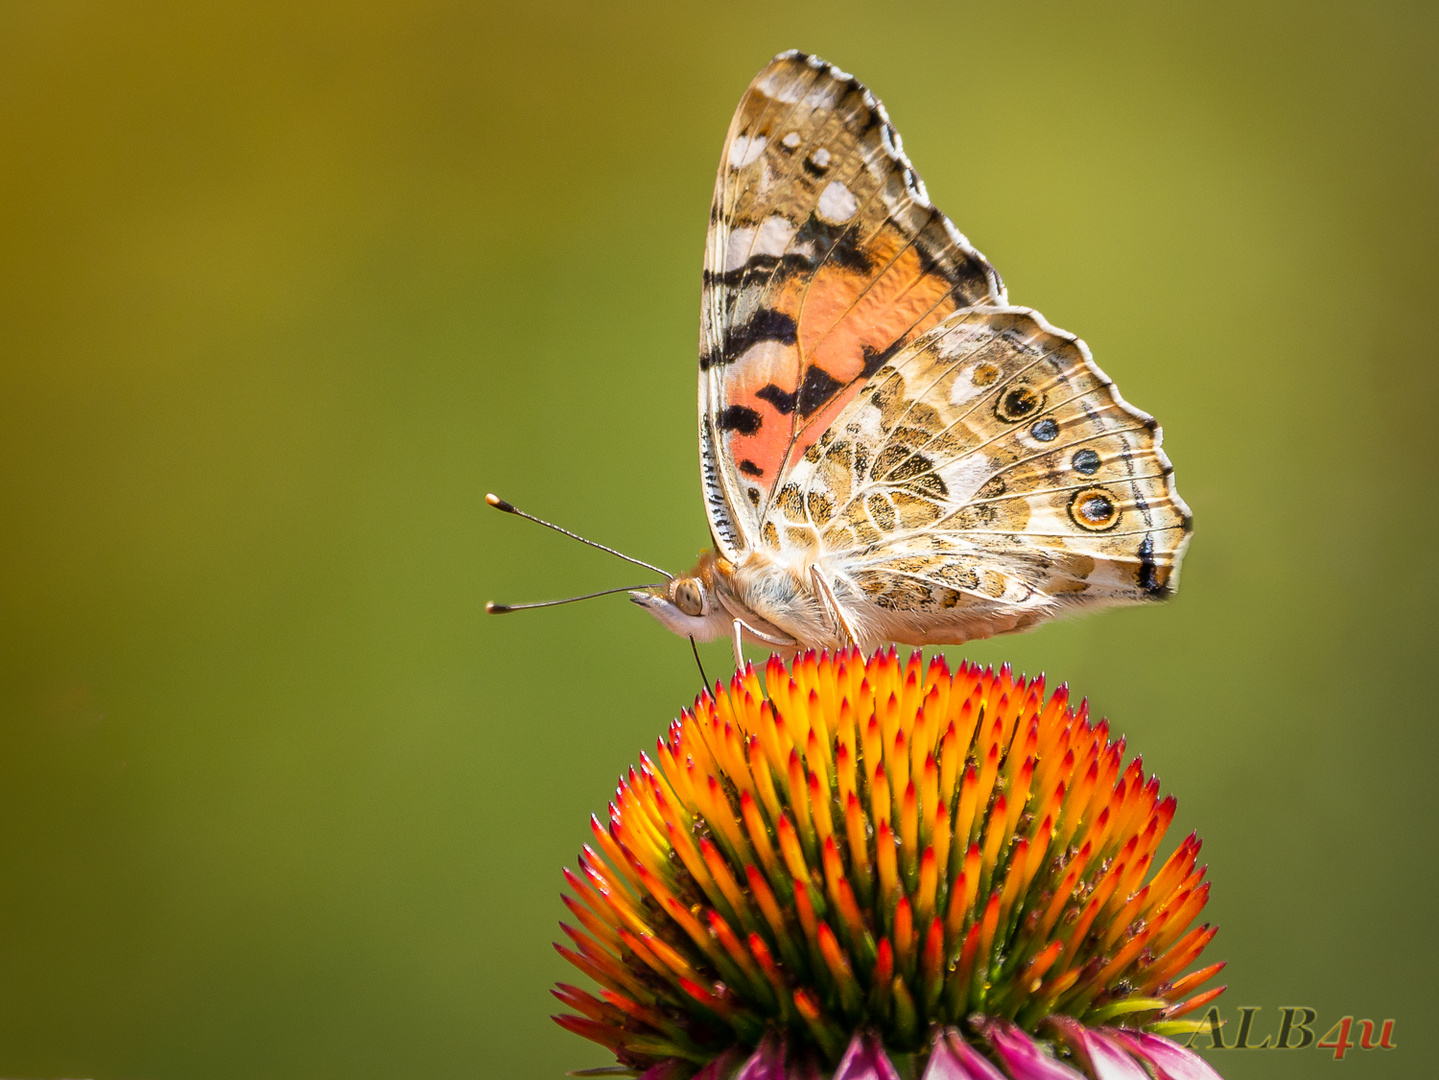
[493,51,1191,666]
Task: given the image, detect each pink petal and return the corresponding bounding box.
[921,1030,1008,1080]
[833,1031,903,1080]
[733,1037,786,1080]
[975,1019,1086,1080]
[1107,1032,1224,1080]
[1044,1019,1148,1080]
[642,1060,702,1080]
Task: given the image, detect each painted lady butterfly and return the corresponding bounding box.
[492,51,1191,666]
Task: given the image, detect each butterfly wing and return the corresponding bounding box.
[699,51,1004,560]
[777,305,1192,646]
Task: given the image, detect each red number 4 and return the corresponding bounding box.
[1319,1017,1397,1059]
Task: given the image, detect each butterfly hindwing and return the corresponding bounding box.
[699,51,1004,559]
[769,306,1191,645]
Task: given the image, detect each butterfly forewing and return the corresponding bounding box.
[699,51,1004,557]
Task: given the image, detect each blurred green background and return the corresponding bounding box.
[0,2,1434,1077]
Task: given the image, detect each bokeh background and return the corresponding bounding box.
[1,2,1434,1077]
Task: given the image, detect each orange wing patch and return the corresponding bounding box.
[718,236,965,500]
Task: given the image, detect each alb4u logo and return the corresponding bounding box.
[1187,1006,1398,1060]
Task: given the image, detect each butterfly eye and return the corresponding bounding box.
[995,382,1046,423]
[1068,486,1122,532]
[673,578,707,617]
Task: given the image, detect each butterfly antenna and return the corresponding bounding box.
[486,493,673,578]
[689,636,710,696]
[486,583,665,615]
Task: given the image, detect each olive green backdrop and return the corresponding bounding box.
[0,2,1433,1078]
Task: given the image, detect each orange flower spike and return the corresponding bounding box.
[924,688,952,749]
[793,881,824,958]
[953,767,980,861]
[1147,834,1201,908]
[1091,923,1155,991]
[997,835,1030,929]
[743,865,794,958]
[720,721,753,797]
[972,728,1004,842]
[835,739,857,809]
[920,754,940,845]
[843,792,873,899]
[837,884,873,966]
[920,915,946,1009]
[931,797,952,903]
[764,653,787,700]
[588,816,636,887]
[746,736,783,824]
[707,775,755,865]
[781,679,810,750]
[1167,959,1227,1000]
[979,793,1009,898]
[938,722,961,808]
[808,687,832,751]
[1151,882,1211,954]
[805,728,831,796]
[651,876,723,960]
[1166,984,1227,1020]
[1006,757,1034,839]
[953,690,982,757]
[949,919,982,1013]
[900,781,920,875]
[739,791,782,885]
[1061,869,1121,969]
[563,864,621,934]
[626,926,699,986]
[553,983,616,1026]
[876,820,900,918]
[787,749,814,848]
[1018,939,1063,991]
[817,921,863,1014]
[862,716,884,796]
[699,837,751,928]
[808,769,834,847]
[747,932,791,1014]
[915,845,939,928]
[853,677,876,734]
[664,821,722,913]
[1034,856,1084,946]
[878,691,902,756]
[871,763,893,832]
[757,699,791,774]
[1139,794,1178,862]
[972,890,1003,1011]
[561,892,621,950]
[893,894,916,975]
[775,811,810,886]
[707,910,767,999]
[944,866,970,943]
[891,726,911,799]
[1140,924,1218,991]
[558,927,639,997]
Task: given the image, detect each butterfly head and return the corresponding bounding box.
[629,552,733,642]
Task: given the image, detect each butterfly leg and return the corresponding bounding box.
[810,565,860,649]
[732,619,744,668]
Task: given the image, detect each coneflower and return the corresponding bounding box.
[554,648,1225,1079]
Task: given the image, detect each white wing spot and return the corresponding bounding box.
[812,147,832,168]
[729,134,767,169]
[782,131,801,149]
[817,180,858,224]
[724,216,797,271]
